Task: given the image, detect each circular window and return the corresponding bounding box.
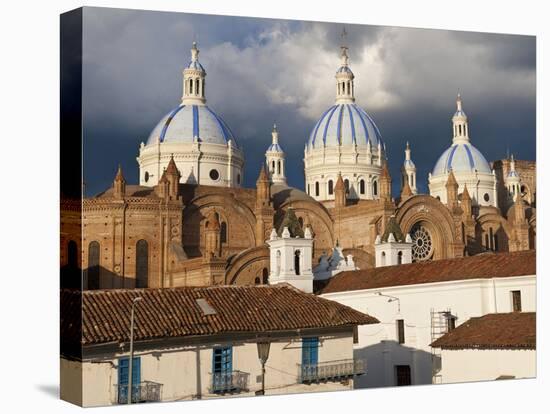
[411,223,434,262]
[483,193,490,202]
[144,171,149,182]
[209,169,220,181]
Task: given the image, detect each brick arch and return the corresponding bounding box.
[225,246,270,285]
[396,195,460,260]
[183,193,256,258]
[476,213,513,253]
[277,199,334,257]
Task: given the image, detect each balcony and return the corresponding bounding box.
[209,370,250,395]
[299,359,365,384]
[114,381,163,404]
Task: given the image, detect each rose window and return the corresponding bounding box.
[411,224,433,262]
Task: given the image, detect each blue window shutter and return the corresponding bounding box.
[302,337,319,366]
[226,347,233,373]
[213,346,232,374]
[132,357,141,385]
[118,358,129,385]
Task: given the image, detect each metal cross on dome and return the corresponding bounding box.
[341,26,348,46]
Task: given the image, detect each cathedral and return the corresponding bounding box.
[60,40,536,290]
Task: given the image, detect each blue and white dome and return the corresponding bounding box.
[146,104,238,147]
[307,103,383,149]
[432,142,492,175]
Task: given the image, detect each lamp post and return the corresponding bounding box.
[127,296,142,404]
[256,340,271,396]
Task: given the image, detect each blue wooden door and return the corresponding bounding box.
[118,357,141,403]
[301,337,319,381]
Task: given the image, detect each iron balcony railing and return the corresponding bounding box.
[209,370,250,394]
[114,381,163,404]
[299,359,365,383]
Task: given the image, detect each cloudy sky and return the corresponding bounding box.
[81,7,536,196]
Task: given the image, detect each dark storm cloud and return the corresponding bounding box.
[81,7,535,197]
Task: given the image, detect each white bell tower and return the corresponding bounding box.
[374,216,413,267]
[265,124,287,184]
[505,154,521,203]
[266,210,313,293]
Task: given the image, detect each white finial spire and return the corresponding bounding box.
[272,123,279,144]
[456,93,462,111]
[335,28,355,104]
[405,141,411,160]
[191,41,199,61]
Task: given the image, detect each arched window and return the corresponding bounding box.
[136,240,148,288]
[195,79,199,95]
[397,251,403,265]
[262,268,269,284]
[189,79,193,94]
[359,180,365,195]
[315,182,320,197]
[272,160,275,172]
[88,241,100,290]
[202,80,205,96]
[277,160,281,175]
[328,180,334,195]
[220,222,227,244]
[307,184,310,195]
[381,251,386,266]
[255,277,261,285]
[276,250,281,275]
[489,227,494,251]
[68,240,78,268]
[373,180,378,196]
[294,250,301,275]
[485,234,490,250]
[344,179,350,193]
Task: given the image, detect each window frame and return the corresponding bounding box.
[396,319,405,344]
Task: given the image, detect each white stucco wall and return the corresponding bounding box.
[321,275,535,388]
[62,330,355,407]
[438,348,535,383]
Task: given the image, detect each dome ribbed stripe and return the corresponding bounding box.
[351,104,370,144]
[446,144,459,172]
[336,105,345,145]
[159,105,185,143]
[192,105,199,139]
[346,104,357,144]
[311,105,336,147]
[203,106,237,147]
[358,106,383,144]
[463,144,475,170]
[322,105,340,145]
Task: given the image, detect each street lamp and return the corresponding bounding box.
[256,340,271,396]
[127,296,142,404]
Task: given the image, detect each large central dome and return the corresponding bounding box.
[304,42,385,203]
[137,42,244,188]
[146,104,238,147]
[307,103,383,149]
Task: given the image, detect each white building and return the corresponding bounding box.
[304,41,385,203]
[374,216,413,267]
[431,312,536,383]
[137,42,245,188]
[60,285,378,407]
[318,250,535,387]
[429,94,498,207]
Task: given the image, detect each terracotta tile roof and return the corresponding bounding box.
[62,284,378,346]
[430,312,536,350]
[317,250,535,294]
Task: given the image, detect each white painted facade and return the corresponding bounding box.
[374,233,413,267]
[437,348,535,383]
[267,227,314,293]
[321,274,535,388]
[61,329,355,407]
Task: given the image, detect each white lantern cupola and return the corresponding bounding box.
[335,39,355,104]
[401,141,417,195]
[265,123,287,184]
[182,42,206,105]
[505,154,521,202]
[452,94,469,144]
